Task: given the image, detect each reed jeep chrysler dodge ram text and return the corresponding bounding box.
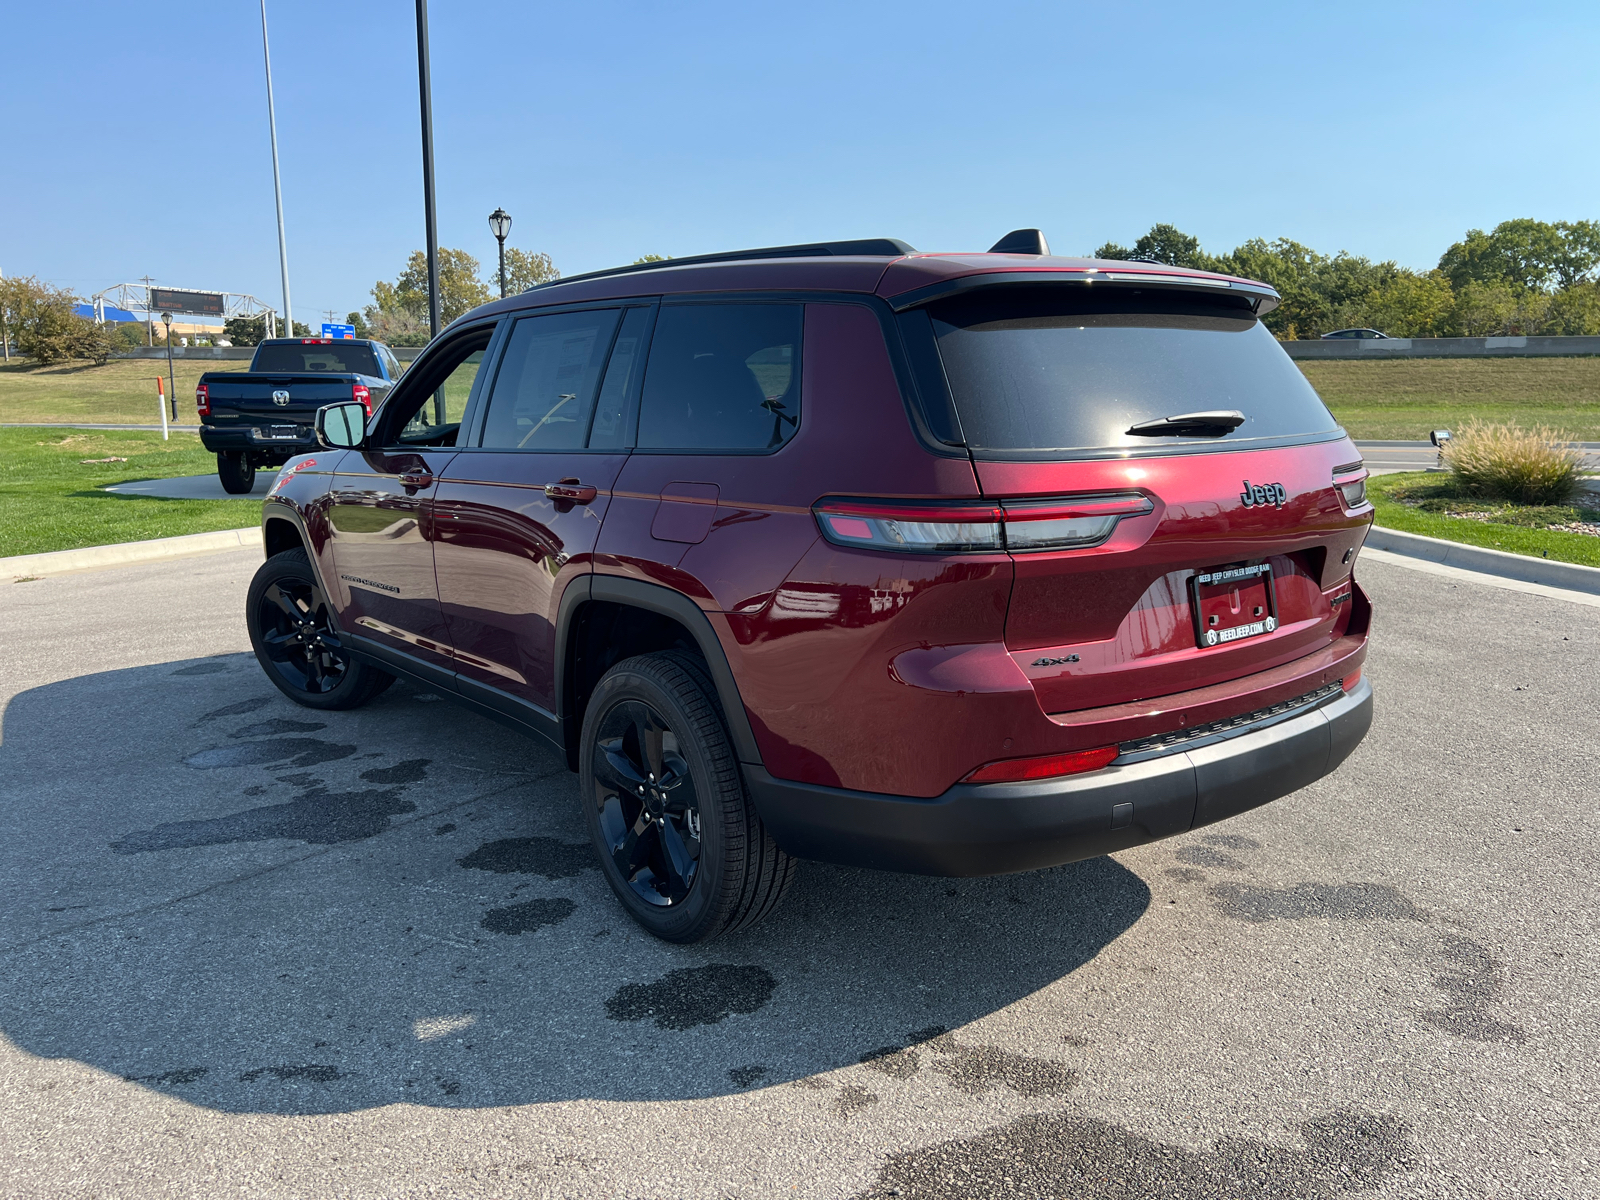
[243,231,1374,942]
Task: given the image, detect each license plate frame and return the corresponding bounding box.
[1189,562,1278,649]
[262,424,301,441]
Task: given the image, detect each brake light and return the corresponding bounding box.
[195,383,210,417]
[814,493,1152,555]
[1333,465,1369,508]
[1342,668,1363,692]
[963,744,1120,784]
[352,382,371,415]
[301,338,332,344]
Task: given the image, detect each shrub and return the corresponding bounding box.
[1442,421,1585,505]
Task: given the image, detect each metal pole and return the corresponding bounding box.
[497,235,507,299]
[165,334,176,419]
[416,0,441,341]
[261,0,293,338]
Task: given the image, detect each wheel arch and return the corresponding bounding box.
[558,575,765,772]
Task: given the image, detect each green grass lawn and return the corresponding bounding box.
[0,428,259,559]
[1368,471,1600,567]
[0,357,253,425]
[1301,357,1600,440]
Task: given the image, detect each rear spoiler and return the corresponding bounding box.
[885,268,1281,316]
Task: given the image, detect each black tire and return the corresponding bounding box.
[245,547,395,710]
[580,651,795,943]
[218,452,256,495]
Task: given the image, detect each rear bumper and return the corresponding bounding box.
[200,424,316,455]
[744,678,1373,876]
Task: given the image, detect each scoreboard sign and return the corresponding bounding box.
[148,288,226,316]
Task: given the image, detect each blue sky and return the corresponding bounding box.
[4,2,1598,326]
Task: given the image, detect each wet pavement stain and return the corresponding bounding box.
[605,964,777,1031]
[196,697,272,723]
[1163,866,1208,883]
[860,1046,921,1079]
[229,718,327,738]
[1419,935,1527,1044]
[360,759,430,785]
[237,1064,344,1083]
[458,837,595,878]
[434,823,457,836]
[856,1107,1413,1199]
[124,1066,208,1086]
[728,1065,769,1088]
[182,738,357,770]
[834,1084,880,1117]
[171,661,230,676]
[1176,845,1247,870]
[1209,881,1428,924]
[436,1077,461,1096]
[112,782,416,853]
[918,1032,1077,1097]
[480,898,577,935]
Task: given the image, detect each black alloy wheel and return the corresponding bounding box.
[580,652,795,943]
[245,548,394,710]
[592,699,703,907]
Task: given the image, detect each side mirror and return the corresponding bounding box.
[316,402,368,449]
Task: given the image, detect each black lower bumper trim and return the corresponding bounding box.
[744,679,1373,877]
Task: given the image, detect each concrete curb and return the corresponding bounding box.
[4,527,261,580]
[1366,525,1600,596]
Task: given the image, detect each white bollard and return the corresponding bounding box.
[156,376,169,441]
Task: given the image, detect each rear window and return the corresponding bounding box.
[637,303,802,451]
[251,342,381,376]
[919,288,1337,455]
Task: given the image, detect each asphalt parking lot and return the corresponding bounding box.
[1,549,1595,1199]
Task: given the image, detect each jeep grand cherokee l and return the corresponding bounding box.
[246,231,1374,943]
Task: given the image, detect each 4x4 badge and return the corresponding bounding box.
[1239,480,1287,508]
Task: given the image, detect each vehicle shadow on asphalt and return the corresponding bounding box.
[0,653,1150,1115]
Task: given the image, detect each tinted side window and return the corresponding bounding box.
[637,304,802,451]
[589,307,652,450]
[479,309,621,450]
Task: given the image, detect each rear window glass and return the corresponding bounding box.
[638,303,801,451]
[252,342,381,376]
[479,309,621,450]
[924,289,1337,454]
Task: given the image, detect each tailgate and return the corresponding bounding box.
[975,442,1370,713]
[204,374,359,420]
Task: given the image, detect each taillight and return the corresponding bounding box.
[352,382,372,415]
[1333,465,1369,508]
[814,493,1152,555]
[963,744,1120,784]
[1342,668,1363,692]
[195,383,210,417]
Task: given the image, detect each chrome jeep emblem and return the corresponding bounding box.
[1239,480,1286,508]
[272,390,291,406]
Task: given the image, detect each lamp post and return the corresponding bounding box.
[161,313,177,419]
[489,208,512,298]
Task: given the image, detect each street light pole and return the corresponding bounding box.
[416,0,441,341]
[260,0,293,341]
[161,313,176,419]
[488,208,512,299]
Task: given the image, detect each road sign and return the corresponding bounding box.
[321,323,356,340]
[149,288,226,316]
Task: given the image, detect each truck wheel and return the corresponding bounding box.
[218,452,256,494]
[246,548,395,710]
[580,651,795,943]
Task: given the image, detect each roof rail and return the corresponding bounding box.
[527,238,917,292]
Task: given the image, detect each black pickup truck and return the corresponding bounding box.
[196,338,405,493]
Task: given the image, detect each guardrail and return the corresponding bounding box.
[111,345,426,361]
[1283,336,1600,360]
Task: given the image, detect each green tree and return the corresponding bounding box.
[1436,219,1588,292]
[10,280,85,366]
[1545,282,1600,335]
[502,247,559,293]
[1355,271,1457,338]
[380,248,492,324]
[346,310,369,338]
[634,254,669,264]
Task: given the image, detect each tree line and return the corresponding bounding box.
[1095,218,1600,339]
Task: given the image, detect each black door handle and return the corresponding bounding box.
[545,480,598,504]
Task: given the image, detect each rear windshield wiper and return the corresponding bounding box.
[1126,410,1246,438]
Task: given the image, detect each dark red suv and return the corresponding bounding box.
[248,232,1374,942]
